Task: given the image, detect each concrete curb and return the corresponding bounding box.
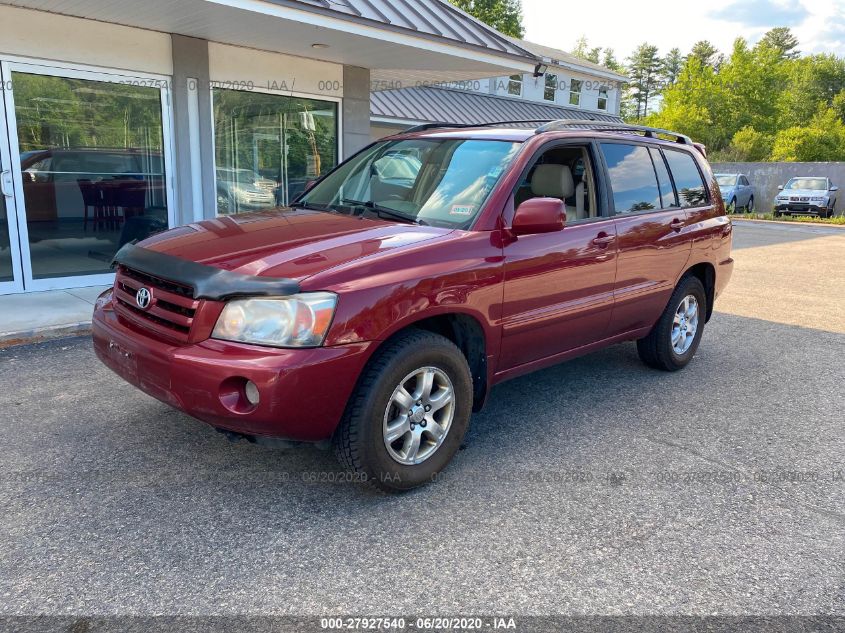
[0,322,92,349]
[731,218,845,229]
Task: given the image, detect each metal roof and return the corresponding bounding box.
[371,86,622,127]
[270,0,536,60]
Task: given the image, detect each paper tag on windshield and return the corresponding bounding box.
[450,205,474,217]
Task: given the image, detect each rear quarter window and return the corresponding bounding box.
[663,149,708,207]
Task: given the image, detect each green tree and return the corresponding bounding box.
[626,43,662,119]
[448,0,524,38]
[661,48,685,86]
[724,127,774,161]
[771,108,845,161]
[777,54,845,128]
[689,40,722,69]
[759,27,800,60]
[601,48,624,73]
[571,36,601,63]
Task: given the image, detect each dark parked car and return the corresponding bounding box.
[93,120,733,491]
[774,176,839,218]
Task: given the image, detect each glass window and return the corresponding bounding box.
[507,74,523,96]
[600,143,662,214]
[544,74,557,101]
[12,72,169,280]
[300,138,520,229]
[569,79,582,106]
[0,171,11,282]
[784,177,827,190]
[650,148,677,208]
[664,149,708,207]
[597,87,608,111]
[213,89,338,214]
[715,174,738,187]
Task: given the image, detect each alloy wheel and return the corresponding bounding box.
[671,295,699,355]
[382,367,455,465]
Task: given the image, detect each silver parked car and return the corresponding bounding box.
[774,177,839,218]
[715,173,754,213]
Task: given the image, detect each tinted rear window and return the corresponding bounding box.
[664,150,708,207]
[650,148,677,208]
[600,143,661,214]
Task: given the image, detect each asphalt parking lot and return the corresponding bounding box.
[1,221,843,619]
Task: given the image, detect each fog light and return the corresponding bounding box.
[244,380,260,406]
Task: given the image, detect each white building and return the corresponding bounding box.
[371,38,629,138]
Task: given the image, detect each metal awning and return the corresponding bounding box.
[371,86,623,127]
[2,0,540,85]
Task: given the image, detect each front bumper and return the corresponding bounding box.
[774,202,830,215]
[93,301,372,442]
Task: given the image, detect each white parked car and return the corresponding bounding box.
[774,177,839,219]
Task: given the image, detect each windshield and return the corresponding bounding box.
[297,138,521,228]
[785,178,827,190]
[715,174,737,187]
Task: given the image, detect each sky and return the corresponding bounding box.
[521,0,845,60]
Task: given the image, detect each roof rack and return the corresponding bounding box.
[403,119,555,133]
[535,119,694,146]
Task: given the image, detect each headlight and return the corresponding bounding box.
[212,292,337,348]
[810,196,825,202]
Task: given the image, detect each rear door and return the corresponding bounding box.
[600,143,697,336]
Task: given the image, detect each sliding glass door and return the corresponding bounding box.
[0,60,175,292]
[0,66,24,294]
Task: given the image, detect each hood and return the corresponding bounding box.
[138,207,453,281]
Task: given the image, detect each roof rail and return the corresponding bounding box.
[403,119,555,133]
[535,119,694,146]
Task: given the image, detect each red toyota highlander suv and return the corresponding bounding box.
[93,119,733,491]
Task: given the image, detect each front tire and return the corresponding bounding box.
[727,198,737,214]
[333,329,473,492]
[637,276,707,372]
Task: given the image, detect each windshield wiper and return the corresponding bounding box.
[339,198,425,225]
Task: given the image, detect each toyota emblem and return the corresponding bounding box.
[135,287,152,310]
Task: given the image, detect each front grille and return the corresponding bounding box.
[113,265,200,343]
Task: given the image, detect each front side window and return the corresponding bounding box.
[507,74,523,96]
[664,149,708,207]
[299,138,521,228]
[597,87,609,111]
[600,143,662,214]
[544,74,557,101]
[213,89,338,215]
[569,79,583,106]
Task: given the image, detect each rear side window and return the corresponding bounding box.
[600,143,661,214]
[650,148,677,208]
[663,150,708,207]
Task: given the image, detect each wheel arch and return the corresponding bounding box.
[369,311,491,412]
[682,262,716,322]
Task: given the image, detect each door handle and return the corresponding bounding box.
[592,234,616,247]
[0,170,12,198]
[669,218,684,232]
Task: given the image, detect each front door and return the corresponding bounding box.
[0,60,175,294]
[498,142,618,370]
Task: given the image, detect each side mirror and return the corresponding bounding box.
[830,185,839,192]
[777,185,783,190]
[512,197,566,235]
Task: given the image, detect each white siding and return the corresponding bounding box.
[0,4,172,75]
[208,43,344,99]
[485,68,621,116]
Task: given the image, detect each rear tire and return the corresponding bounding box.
[333,329,473,492]
[746,196,754,213]
[637,276,707,372]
